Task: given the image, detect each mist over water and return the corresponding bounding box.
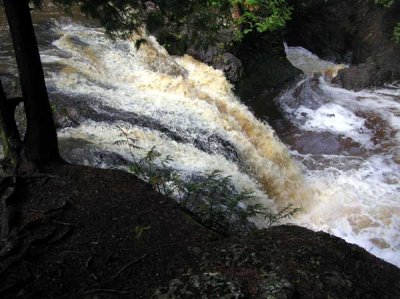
[0,11,399,267]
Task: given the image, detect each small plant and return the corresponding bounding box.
[51,104,57,113]
[132,225,151,240]
[0,128,19,169]
[116,127,299,235]
[265,204,301,226]
[393,23,400,44]
[130,147,262,235]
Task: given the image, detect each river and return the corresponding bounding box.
[0,5,399,267]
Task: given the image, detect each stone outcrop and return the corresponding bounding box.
[1,164,399,298]
[234,33,302,120]
[286,0,400,90]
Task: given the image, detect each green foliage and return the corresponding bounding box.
[394,23,400,43]
[265,203,301,226]
[50,104,57,113]
[208,0,292,40]
[30,0,291,42]
[117,134,299,235]
[132,225,151,240]
[129,146,260,234]
[374,0,400,44]
[0,129,10,162]
[374,0,395,8]
[0,128,19,169]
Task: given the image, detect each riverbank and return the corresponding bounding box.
[0,164,399,298]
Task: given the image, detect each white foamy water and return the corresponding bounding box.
[43,22,309,213]
[280,46,400,266]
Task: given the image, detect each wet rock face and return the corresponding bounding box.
[286,0,400,90]
[235,34,302,121]
[215,53,243,83]
[187,46,243,83]
[185,33,301,117]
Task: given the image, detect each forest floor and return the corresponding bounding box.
[0,163,399,298]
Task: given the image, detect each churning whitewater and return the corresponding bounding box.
[281,46,400,267]
[1,14,399,267]
[43,22,309,212]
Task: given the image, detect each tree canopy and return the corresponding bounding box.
[31,0,292,40]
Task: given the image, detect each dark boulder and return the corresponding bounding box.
[214,53,243,83]
[187,45,243,83]
[155,225,400,298]
[286,0,400,90]
[333,60,379,90]
[235,33,302,120]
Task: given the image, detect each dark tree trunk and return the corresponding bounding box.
[3,0,60,163]
[0,79,22,167]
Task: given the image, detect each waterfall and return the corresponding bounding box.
[43,23,309,213]
[0,13,399,267]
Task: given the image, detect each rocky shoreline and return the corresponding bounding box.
[0,164,399,298]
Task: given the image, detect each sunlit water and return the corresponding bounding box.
[0,10,399,267]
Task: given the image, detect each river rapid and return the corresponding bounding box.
[0,6,399,267]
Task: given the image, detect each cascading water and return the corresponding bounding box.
[0,9,399,267]
[45,21,309,212]
[278,46,400,267]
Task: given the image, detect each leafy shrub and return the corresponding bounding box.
[208,0,292,41]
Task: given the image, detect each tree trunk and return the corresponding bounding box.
[0,79,22,168]
[3,0,60,163]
